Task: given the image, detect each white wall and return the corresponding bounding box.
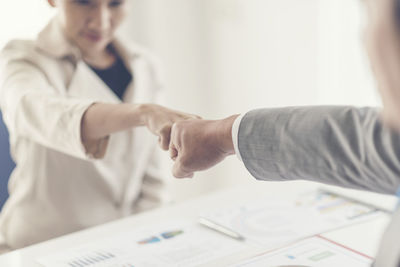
[0,1,55,49]
[316,0,380,106]
[122,0,321,200]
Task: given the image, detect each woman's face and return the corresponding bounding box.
[49,0,128,56]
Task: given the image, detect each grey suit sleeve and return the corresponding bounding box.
[238,106,400,194]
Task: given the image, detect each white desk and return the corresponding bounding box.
[0,180,396,267]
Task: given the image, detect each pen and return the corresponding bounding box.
[198,217,246,241]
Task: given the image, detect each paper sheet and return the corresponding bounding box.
[201,190,383,248]
[232,236,372,267]
[37,220,247,267]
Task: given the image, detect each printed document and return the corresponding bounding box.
[232,235,372,267]
[201,190,383,248]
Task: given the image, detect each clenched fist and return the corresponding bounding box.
[169,115,239,178]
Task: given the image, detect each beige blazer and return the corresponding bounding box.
[0,17,169,249]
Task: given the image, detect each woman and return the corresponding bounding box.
[0,0,196,249]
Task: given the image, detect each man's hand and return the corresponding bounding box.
[169,115,239,178]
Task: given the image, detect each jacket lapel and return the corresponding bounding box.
[67,61,121,103]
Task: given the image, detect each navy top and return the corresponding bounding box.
[90,55,132,100]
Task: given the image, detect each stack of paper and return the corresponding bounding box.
[37,190,383,267]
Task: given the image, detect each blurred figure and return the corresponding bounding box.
[169,0,400,266]
[0,0,196,249]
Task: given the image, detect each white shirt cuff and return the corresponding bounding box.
[231,113,246,162]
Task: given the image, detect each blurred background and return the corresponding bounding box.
[0,0,381,203]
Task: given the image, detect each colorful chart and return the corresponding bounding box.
[137,236,161,245]
[137,229,184,245]
[161,230,184,239]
